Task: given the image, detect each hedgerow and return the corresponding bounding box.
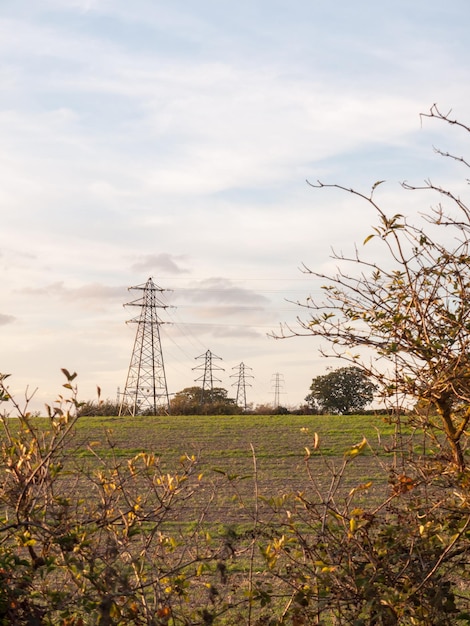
[0,371,469,624]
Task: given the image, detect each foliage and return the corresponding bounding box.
[0,371,247,625]
[306,366,377,414]
[276,105,470,470]
[1,371,470,623]
[169,386,242,415]
[257,430,470,625]
[77,399,122,417]
[250,404,291,415]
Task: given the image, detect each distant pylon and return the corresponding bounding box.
[119,277,171,416]
[231,362,253,410]
[193,350,224,405]
[271,372,285,409]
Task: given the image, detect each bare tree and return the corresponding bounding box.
[276,105,470,470]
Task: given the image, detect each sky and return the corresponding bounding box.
[1,0,470,413]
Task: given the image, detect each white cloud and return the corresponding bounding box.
[19,282,126,304]
[1,0,470,411]
[0,314,15,326]
[130,253,190,274]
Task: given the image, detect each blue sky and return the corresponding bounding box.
[1,0,470,412]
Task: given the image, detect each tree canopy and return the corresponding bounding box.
[169,386,241,415]
[306,366,377,414]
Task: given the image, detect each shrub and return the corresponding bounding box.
[1,371,470,624]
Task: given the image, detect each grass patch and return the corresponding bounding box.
[62,412,405,523]
[3,412,413,525]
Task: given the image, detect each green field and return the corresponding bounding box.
[72,412,398,459]
[2,411,458,624]
[70,413,402,523]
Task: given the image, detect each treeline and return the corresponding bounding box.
[79,367,381,417]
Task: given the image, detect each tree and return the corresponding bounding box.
[169,386,241,415]
[306,366,377,414]
[276,105,470,470]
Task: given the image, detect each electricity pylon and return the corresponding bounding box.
[231,362,253,410]
[119,277,171,416]
[193,350,224,405]
[271,372,285,409]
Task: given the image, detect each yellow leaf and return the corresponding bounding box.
[344,437,368,458]
[349,481,373,496]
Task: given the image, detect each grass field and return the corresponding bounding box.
[70,413,402,523]
[3,411,453,624]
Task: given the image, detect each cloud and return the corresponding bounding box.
[171,277,270,307]
[0,7,445,204]
[159,278,275,346]
[0,314,15,326]
[18,282,126,308]
[2,0,470,413]
[168,322,264,341]
[130,253,190,275]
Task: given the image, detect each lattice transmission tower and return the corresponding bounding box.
[271,372,285,409]
[231,362,253,410]
[119,277,171,416]
[193,350,224,405]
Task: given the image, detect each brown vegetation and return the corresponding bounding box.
[0,370,469,624]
